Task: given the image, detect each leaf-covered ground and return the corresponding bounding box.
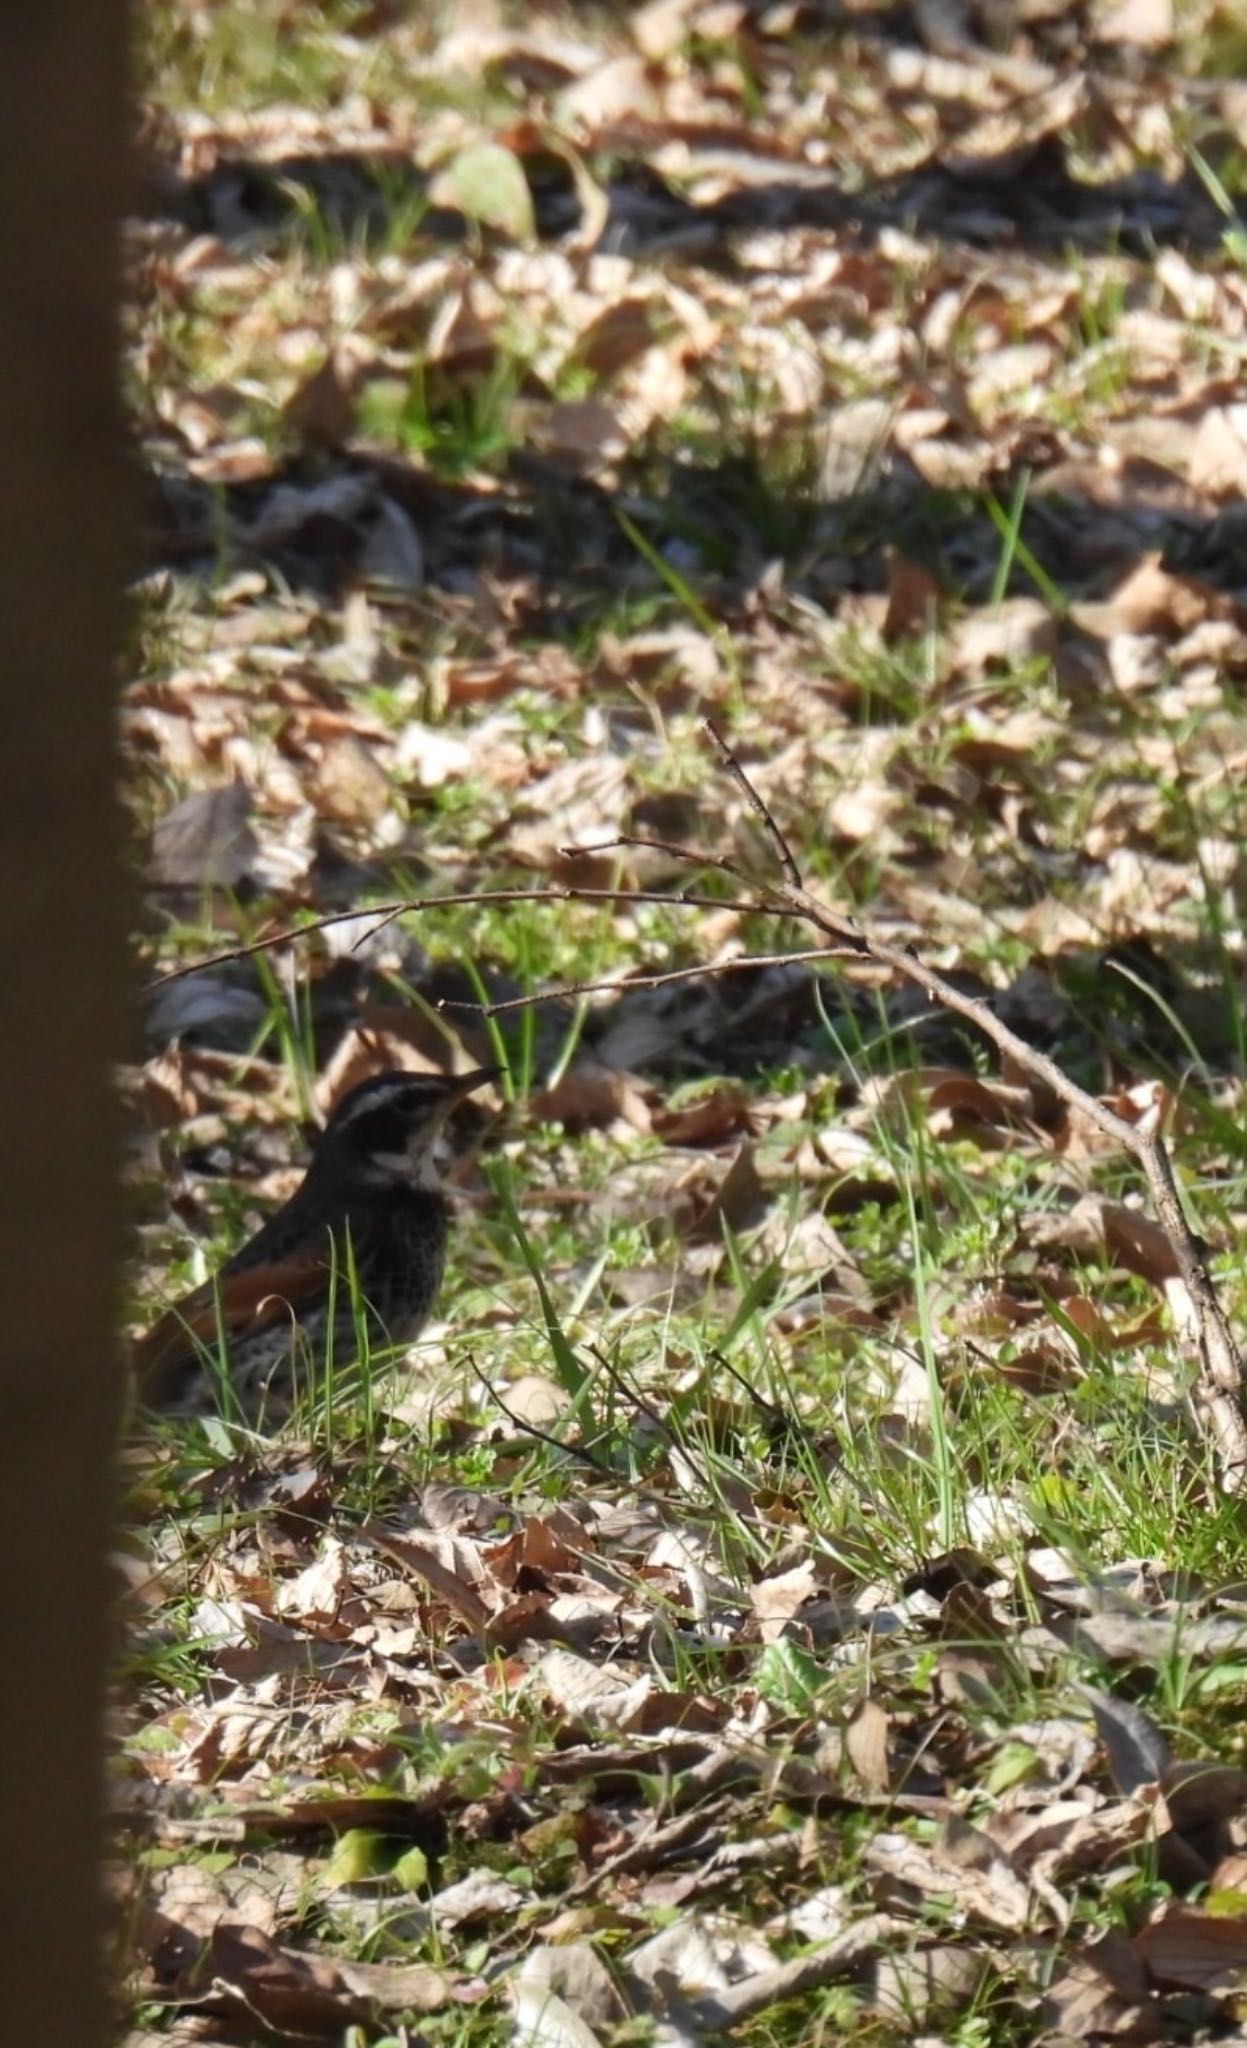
[121,5,1247,2045]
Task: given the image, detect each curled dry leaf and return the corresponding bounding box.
[1023,1193,1181,1285]
[866,1818,1040,1933]
[497,1374,571,1429]
[751,1560,821,1645]
[1082,1687,1171,1796]
[205,1920,454,2031]
[869,1942,988,2025]
[428,139,536,241]
[273,1537,348,1626]
[514,1941,630,2040]
[688,1142,769,1240]
[283,343,366,450]
[949,599,1059,672]
[530,1062,654,1133]
[845,1695,891,1793]
[856,1067,1037,1144]
[362,1523,494,1633]
[570,295,656,377]
[392,720,474,786]
[535,1649,666,1732]
[524,396,629,473]
[1060,1293,1169,1352]
[1136,1901,1247,1992]
[989,1344,1080,1395]
[307,732,391,826]
[150,781,258,890]
[1098,0,1174,50]
[881,549,941,643]
[627,1912,778,1999]
[1076,554,1247,638]
[652,1084,752,1146]
[1042,1930,1150,2039]
[987,1789,1168,1891]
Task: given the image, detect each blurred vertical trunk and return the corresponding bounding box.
[0,8,131,2046]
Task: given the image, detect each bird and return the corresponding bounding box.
[134,1066,498,1424]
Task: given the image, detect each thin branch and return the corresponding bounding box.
[564,831,758,889]
[464,1355,616,1477]
[436,946,858,1016]
[145,885,767,991]
[703,715,803,891]
[707,1346,792,1429]
[697,725,1247,1489]
[587,1341,682,1450]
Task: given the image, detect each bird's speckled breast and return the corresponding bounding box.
[369,1187,450,1341]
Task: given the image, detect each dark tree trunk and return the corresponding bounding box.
[0,8,131,2045]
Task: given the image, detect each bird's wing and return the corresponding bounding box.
[133,1253,330,1410]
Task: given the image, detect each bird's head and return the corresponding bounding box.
[314,1067,500,1190]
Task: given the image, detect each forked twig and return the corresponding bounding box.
[464,1354,616,1477]
[704,714,804,892]
[585,1340,718,1499]
[690,722,1247,1490]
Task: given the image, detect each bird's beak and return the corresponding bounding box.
[445,1064,503,1102]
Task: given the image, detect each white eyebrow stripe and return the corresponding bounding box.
[329,1079,442,1129]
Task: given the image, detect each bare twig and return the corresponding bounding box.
[694,725,1247,1489]
[436,946,858,1016]
[564,831,757,888]
[587,1342,688,1451]
[146,885,765,991]
[464,1355,616,1477]
[704,714,803,891]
